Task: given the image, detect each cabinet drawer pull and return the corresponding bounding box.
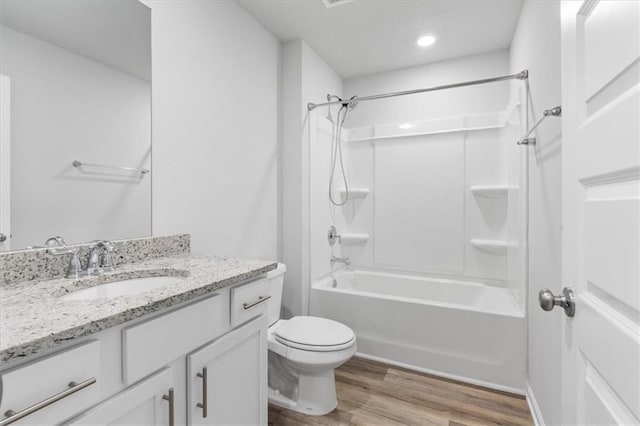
[243,295,271,310]
[0,377,96,426]
[162,388,175,426]
[196,367,208,418]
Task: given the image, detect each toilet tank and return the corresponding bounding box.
[265,263,287,326]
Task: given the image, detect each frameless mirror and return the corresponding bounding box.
[0,0,151,252]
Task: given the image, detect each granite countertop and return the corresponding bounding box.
[0,255,277,367]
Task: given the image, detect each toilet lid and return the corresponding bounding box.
[274,316,355,348]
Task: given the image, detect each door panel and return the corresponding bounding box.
[187,316,267,426]
[562,0,640,425]
[0,74,10,251]
[584,1,639,100]
[69,368,174,426]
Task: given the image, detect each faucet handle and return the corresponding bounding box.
[101,247,117,271]
[48,247,83,278]
[66,251,83,279]
[94,240,117,271]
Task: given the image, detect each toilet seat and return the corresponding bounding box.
[273,316,356,352]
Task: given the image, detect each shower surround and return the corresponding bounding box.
[307,50,529,391]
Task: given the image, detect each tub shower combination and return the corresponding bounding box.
[307,71,537,393]
[311,269,525,392]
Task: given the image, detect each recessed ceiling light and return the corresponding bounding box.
[398,123,415,130]
[416,35,436,48]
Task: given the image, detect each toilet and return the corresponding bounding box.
[264,263,357,415]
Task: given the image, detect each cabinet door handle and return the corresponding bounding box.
[1,377,96,426]
[243,295,271,310]
[162,388,175,426]
[196,367,208,418]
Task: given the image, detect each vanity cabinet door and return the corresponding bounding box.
[187,315,267,426]
[67,368,176,426]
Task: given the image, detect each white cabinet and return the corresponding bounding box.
[0,341,100,426]
[68,368,175,426]
[187,315,268,426]
[122,294,230,385]
[2,287,269,426]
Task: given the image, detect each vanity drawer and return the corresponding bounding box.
[230,277,270,327]
[122,293,230,385]
[0,341,100,426]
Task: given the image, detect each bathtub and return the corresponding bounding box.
[310,268,526,392]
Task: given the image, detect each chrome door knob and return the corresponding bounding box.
[0,233,6,242]
[538,287,575,317]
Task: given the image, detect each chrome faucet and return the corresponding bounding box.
[87,240,117,274]
[45,236,83,278]
[330,255,350,266]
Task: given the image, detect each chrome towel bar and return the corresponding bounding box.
[72,160,149,175]
[517,106,562,145]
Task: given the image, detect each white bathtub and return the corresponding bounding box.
[310,269,526,392]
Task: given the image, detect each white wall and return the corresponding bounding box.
[510,1,563,424]
[146,0,279,259]
[281,40,343,317]
[0,25,151,249]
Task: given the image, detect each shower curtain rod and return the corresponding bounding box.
[307,70,529,111]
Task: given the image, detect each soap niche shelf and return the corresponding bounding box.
[470,239,518,253]
[470,185,518,198]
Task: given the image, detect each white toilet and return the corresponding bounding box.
[264,263,356,415]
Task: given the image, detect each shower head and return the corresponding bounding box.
[327,94,358,111]
[346,96,358,111]
[340,96,358,111]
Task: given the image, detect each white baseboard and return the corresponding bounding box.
[355,351,525,396]
[525,383,545,426]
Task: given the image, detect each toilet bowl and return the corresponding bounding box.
[264,264,357,415]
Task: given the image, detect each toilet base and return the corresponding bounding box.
[268,368,338,416]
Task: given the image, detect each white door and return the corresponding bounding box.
[561,1,639,425]
[68,368,175,426]
[0,74,10,251]
[187,316,267,426]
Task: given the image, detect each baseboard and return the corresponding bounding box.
[355,351,525,396]
[525,383,545,426]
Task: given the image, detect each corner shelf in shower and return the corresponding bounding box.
[470,185,518,198]
[340,233,370,245]
[469,239,518,253]
[337,188,370,200]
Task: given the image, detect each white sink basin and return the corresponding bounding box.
[61,276,185,301]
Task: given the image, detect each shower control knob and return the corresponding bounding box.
[538,287,575,317]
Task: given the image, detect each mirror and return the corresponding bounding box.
[0,0,151,252]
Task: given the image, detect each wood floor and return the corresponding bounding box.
[268,357,534,426]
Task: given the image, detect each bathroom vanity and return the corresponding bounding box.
[0,236,276,425]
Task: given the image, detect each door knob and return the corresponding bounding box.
[0,233,6,242]
[538,287,575,317]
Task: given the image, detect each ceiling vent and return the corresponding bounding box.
[322,0,353,8]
